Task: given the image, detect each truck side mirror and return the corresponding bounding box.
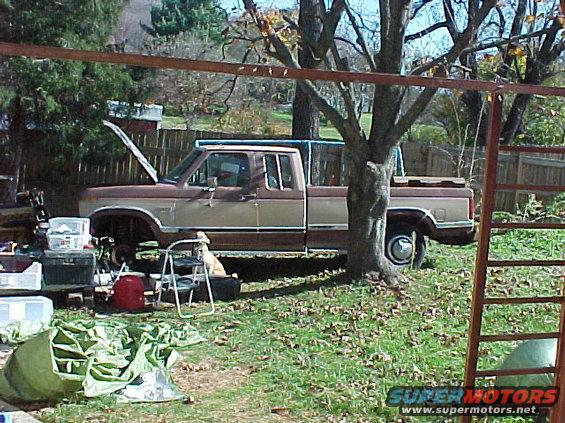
[207,177,218,190]
[205,177,218,207]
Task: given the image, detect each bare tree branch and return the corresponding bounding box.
[411,0,434,19]
[388,0,496,145]
[442,0,458,39]
[334,36,364,55]
[405,21,449,42]
[316,0,347,63]
[343,1,377,71]
[327,41,361,123]
[391,86,438,140]
[410,11,552,75]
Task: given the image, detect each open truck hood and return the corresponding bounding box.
[103,120,159,184]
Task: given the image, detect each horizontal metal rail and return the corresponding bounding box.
[483,296,564,305]
[1,42,565,96]
[487,260,565,267]
[498,145,565,154]
[475,367,556,378]
[496,184,565,192]
[491,222,565,230]
[479,332,560,342]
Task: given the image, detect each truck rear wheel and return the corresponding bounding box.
[385,223,426,269]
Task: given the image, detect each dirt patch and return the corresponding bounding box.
[171,358,294,422]
[171,357,250,397]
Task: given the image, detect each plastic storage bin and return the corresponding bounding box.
[48,217,90,236]
[47,234,90,250]
[0,262,42,291]
[47,217,91,250]
[0,296,53,325]
[41,250,95,291]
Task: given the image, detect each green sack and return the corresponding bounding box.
[0,319,204,402]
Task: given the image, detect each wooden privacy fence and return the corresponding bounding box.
[18,129,564,216]
[402,143,565,211]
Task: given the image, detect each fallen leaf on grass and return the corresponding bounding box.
[213,336,228,346]
[270,406,289,414]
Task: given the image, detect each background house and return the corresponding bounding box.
[107,101,164,133]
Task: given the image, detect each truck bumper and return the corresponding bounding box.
[431,224,477,246]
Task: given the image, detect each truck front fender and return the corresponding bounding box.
[88,206,164,243]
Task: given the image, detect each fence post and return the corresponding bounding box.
[514,151,524,213]
[426,144,433,176]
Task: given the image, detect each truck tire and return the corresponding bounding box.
[110,243,135,267]
[385,223,426,269]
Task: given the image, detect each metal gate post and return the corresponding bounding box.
[460,93,503,423]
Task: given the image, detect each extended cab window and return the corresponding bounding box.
[188,153,250,187]
[265,155,280,189]
[279,155,294,188]
[265,154,294,190]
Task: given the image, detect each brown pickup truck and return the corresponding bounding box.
[79,121,475,267]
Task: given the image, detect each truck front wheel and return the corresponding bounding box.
[385,224,426,269]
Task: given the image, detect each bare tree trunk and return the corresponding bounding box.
[346,152,396,282]
[459,47,488,146]
[7,98,25,202]
[293,86,319,139]
[292,0,321,139]
[461,90,488,146]
[500,94,530,145]
[500,56,540,145]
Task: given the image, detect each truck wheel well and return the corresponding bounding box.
[387,211,435,237]
[91,215,156,245]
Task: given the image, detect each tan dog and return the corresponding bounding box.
[195,231,227,276]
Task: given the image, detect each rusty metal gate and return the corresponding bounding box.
[462,94,565,422]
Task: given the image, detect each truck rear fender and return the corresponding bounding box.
[387,207,436,237]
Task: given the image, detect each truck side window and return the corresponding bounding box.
[279,155,294,189]
[188,153,250,187]
[265,154,280,189]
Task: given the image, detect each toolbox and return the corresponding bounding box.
[40,250,96,291]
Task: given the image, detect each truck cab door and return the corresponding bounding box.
[175,151,259,251]
[255,152,306,252]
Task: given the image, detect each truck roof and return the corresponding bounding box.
[195,139,344,147]
[198,144,300,153]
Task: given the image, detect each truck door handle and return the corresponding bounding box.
[240,193,257,201]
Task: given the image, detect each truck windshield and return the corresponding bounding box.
[161,150,202,184]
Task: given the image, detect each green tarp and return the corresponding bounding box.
[0,321,49,345]
[496,339,556,387]
[0,319,205,402]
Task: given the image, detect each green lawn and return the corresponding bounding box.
[165,110,446,143]
[165,111,373,140]
[35,229,563,422]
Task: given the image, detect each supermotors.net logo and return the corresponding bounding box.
[386,386,558,416]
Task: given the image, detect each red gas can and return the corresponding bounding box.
[112,275,145,311]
